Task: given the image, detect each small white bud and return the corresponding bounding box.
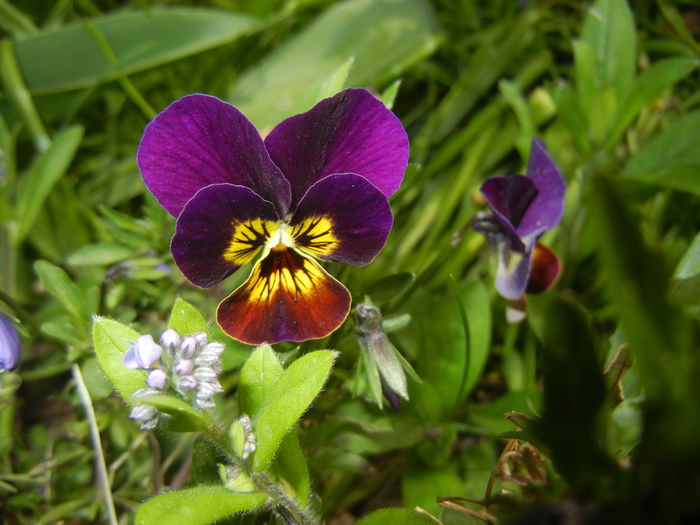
[124,335,163,370]
[173,359,194,375]
[179,336,197,358]
[130,404,158,421]
[146,369,169,390]
[193,331,208,347]
[195,397,216,409]
[160,328,180,350]
[176,376,198,391]
[193,366,218,383]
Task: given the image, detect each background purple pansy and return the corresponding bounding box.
[478,138,565,300]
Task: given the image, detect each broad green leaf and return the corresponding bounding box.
[167,297,208,336]
[253,350,335,471]
[134,486,266,525]
[15,8,259,94]
[270,430,310,507]
[533,295,618,497]
[459,279,491,399]
[66,242,136,266]
[580,0,636,103]
[356,508,438,525]
[80,356,113,400]
[623,110,700,195]
[15,125,83,243]
[136,393,211,433]
[671,230,700,306]
[607,57,698,146]
[34,260,89,325]
[92,317,146,401]
[229,0,440,130]
[239,344,283,418]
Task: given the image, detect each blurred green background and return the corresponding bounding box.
[1,0,700,523]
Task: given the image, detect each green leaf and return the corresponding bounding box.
[363,272,415,306]
[92,317,145,402]
[66,242,136,266]
[402,459,465,516]
[253,350,336,471]
[168,298,207,336]
[356,508,438,525]
[607,57,698,146]
[315,56,355,101]
[580,0,636,103]
[228,0,440,130]
[239,344,283,418]
[34,260,89,325]
[270,430,310,507]
[134,486,266,525]
[623,109,700,195]
[671,230,700,305]
[15,125,83,243]
[15,8,259,94]
[136,393,211,433]
[380,79,402,110]
[458,279,491,399]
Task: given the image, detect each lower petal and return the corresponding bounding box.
[495,237,535,300]
[525,242,561,294]
[217,248,351,345]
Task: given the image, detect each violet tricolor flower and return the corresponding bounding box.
[138,88,408,345]
[0,313,20,371]
[475,138,565,300]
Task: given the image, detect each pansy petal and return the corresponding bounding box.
[264,88,409,208]
[138,94,291,217]
[290,173,393,266]
[171,184,279,288]
[495,237,536,300]
[481,175,538,252]
[517,138,566,237]
[525,242,561,294]
[217,248,351,345]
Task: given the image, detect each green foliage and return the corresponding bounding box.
[92,317,146,400]
[134,486,266,525]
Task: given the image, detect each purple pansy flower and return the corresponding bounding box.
[0,313,20,371]
[138,88,409,345]
[474,138,565,300]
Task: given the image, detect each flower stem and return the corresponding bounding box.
[71,364,119,525]
[206,424,319,525]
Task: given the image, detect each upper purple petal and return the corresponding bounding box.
[480,174,537,252]
[264,88,409,209]
[137,94,291,217]
[171,183,279,288]
[516,138,566,238]
[290,173,394,266]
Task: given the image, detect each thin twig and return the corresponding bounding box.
[72,364,118,525]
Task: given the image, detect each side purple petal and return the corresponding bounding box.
[290,174,393,266]
[0,313,20,371]
[480,175,538,253]
[264,88,409,209]
[171,184,279,288]
[138,94,291,217]
[516,138,566,237]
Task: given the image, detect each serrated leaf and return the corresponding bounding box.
[92,317,146,402]
[134,486,266,525]
[34,260,89,325]
[16,8,259,94]
[15,126,83,243]
[168,297,207,335]
[252,350,335,472]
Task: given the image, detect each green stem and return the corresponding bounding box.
[206,424,319,525]
[71,364,119,525]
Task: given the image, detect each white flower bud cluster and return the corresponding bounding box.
[171,331,224,409]
[122,328,225,429]
[238,415,257,460]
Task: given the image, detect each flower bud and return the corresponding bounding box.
[193,366,218,384]
[146,369,169,390]
[124,335,162,370]
[176,376,198,391]
[193,331,208,347]
[195,396,216,409]
[173,359,194,376]
[197,381,221,398]
[0,314,21,371]
[179,336,197,358]
[130,404,158,422]
[160,328,180,350]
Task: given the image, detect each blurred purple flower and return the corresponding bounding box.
[137,88,408,344]
[474,138,565,300]
[0,313,20,371]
